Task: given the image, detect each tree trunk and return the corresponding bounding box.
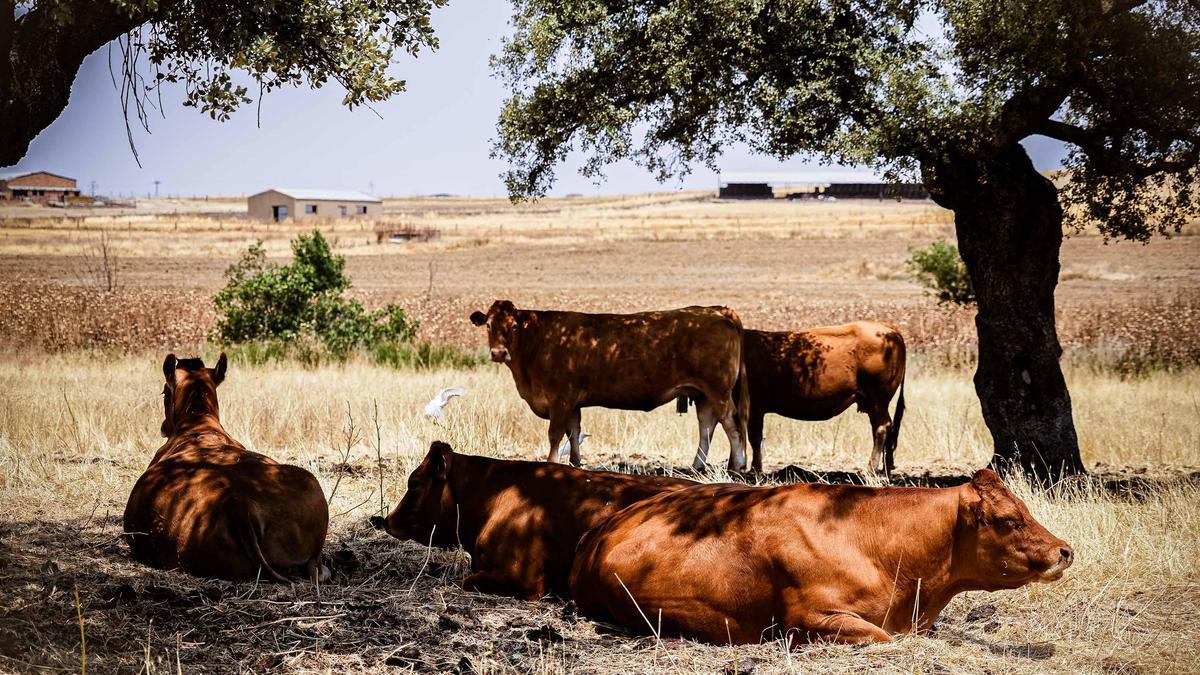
[924,144,1086,483]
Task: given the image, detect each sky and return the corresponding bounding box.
[7,2,1068,198]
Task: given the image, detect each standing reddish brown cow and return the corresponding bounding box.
[686,322,906,477]
[571,469,1073,646]
[470,301,753,471]
[377,441,695,599]
[124,354,329,583]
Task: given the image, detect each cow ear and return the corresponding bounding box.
[163,354,178,383]
[959,492,986,526]
[971,468,1006,499]
[427,441,453,479]
[212,352,228,385]
[470,311,487,326]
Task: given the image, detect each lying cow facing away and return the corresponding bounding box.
[124,354,329,583]
[470,300,752,471]
[377,441,695,600]
[571,468,1072,646]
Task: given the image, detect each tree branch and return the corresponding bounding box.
[1102,0,1151,19]
[1032,118,1098,149]
[1,0,162,165]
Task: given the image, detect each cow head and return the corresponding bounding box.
[160,352,227,437]
[383,441,460,547]
[954,469,1074,590]
[470,299,520,363]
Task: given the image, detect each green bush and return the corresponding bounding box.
[369,341,488,370]
[907,240,976,306]
[212,231,419,359]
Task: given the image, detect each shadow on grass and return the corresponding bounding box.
[611,461,1200,500]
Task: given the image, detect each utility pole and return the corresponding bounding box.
[153,180,161,198]
[89,181,97,198]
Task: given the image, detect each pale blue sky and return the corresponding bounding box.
[7,2,1067,198]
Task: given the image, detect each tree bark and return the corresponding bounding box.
[924,144,1086,483]
[2,1,150,166]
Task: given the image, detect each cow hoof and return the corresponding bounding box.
[368,515,386,530]
[690,459,707,473]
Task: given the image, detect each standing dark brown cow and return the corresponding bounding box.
[377,441,695,599]
[571,469,1073,646]
[685,322,906,477]
[124,354,329,583]
[470,301,753,471]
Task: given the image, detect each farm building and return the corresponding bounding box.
[718,171,929,200]
[247,188,382,222]
[0,171,81,204]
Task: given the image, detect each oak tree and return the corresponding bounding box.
[494,0,1200,481]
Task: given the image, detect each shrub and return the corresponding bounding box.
[212,231,419,358]
[907,239,976,306]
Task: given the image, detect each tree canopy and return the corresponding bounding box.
[495,0,1199,240]
[1,0,447,165]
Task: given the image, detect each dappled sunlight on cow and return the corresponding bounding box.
[570,468,1072,646]
[376,441,694,600]
[123,354,329,583]
[470,300,753,471]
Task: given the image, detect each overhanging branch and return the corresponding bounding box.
[2,0,161,165]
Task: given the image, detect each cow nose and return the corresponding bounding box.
[1059,546,1073,564]
[490,348,508,362]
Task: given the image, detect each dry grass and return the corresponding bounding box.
[1,352,1197,673]
[2,193,1198,672]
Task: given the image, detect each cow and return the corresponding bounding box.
[570,468,1073,646]
[376,441,695,600]
[124,354,329,583]
[469,300,753,471]
[683,322,906,477]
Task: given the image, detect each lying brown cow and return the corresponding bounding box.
[735,323,907,477]
[378,441,694,599]
[124,354,329,582]
[571,469,1072,646]
[470,300,752,471]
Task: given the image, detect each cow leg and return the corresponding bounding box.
[866,405,893,479]
[787,611,893,647]
[718,403,748,473]
[690,401,719,472]
[565,408,583,467]
[747,410,765,473]
[547,412,569,464]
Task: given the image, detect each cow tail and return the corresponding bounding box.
[887,375,905,453]
[231,499,290,583]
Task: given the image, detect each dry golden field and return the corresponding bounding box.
[1,193,1198,673]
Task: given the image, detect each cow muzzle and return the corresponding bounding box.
[1038,544,1074,582]
[490,348,510,363]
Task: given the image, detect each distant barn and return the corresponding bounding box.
[0,171,81,204]
[248,188,382,222]
[718,171,928,201]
